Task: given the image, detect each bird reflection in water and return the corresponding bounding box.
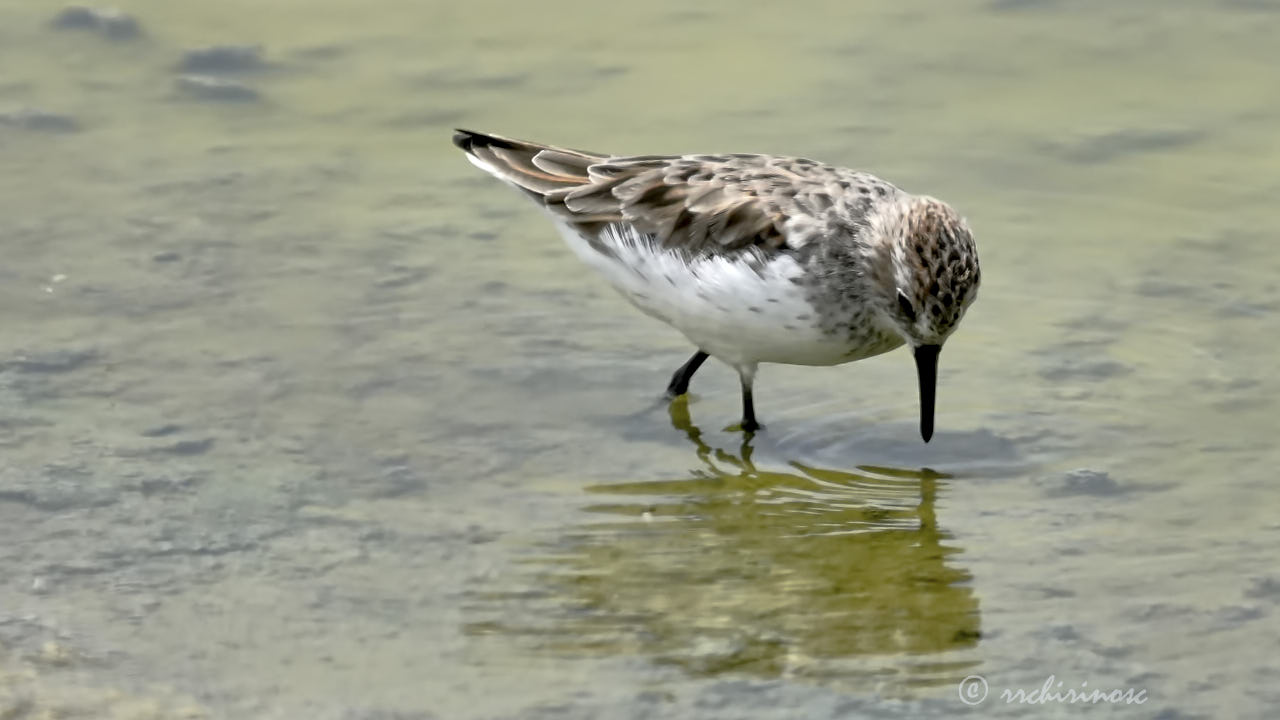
[468,398,981,692]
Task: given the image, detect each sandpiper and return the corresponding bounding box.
[453,129,980,440]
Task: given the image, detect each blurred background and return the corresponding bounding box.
[2,1,1278,718]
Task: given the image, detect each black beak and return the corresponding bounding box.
[913,344,941,443]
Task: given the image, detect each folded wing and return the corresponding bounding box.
[453,129,795,257]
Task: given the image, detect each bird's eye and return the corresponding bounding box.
[897,291,917,322]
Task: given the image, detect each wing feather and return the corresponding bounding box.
[454,129,869,257]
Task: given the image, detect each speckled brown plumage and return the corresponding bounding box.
[453,129,980,440]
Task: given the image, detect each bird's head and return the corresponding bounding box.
[870,196,981,442]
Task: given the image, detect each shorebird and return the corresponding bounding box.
[452,129,980,440]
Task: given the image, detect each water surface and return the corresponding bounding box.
[2,1,1279,718]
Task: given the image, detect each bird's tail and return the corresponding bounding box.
[452,129,608,200]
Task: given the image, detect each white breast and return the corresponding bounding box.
[552,221,858,368]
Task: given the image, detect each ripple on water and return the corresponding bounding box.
[763,415,1031,480]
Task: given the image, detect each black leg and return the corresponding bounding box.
[665,350,709,397]
[740,378,761,433]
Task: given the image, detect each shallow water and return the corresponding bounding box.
[2,0,1279,718]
